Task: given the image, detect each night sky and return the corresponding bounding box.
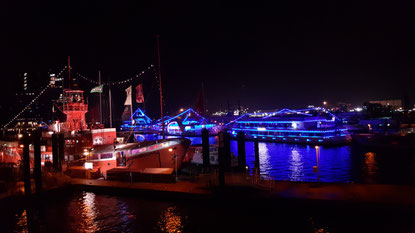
[2,2,415,122]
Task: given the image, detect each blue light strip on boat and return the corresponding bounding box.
[234,119,334,124]
[232,128,347,133]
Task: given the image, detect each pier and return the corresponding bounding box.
[2,172,415,209]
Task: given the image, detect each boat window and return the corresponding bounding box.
[148,145,160,150]
[92,154,99,160]
[100,153,113,159]
[132,147,147,154]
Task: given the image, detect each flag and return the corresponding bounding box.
[124,86,132,105]
[136,84,144,103]
[90,84,103,93]
[122,105,132,121]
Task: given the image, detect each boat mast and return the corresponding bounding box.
[98,70,102,124]
[157,35,165,139]
[68,56,71,88]
[109,84,113,128]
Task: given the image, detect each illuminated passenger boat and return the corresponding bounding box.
[153,108,219,136]
[120,108,155,133]
[229,108,351,145]
[78,138,191,176]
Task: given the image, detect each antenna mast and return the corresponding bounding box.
[99,71,102,124]
[157,35,165,139]
[68,56,70,88]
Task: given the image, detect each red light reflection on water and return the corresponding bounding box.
[156,206,186,233]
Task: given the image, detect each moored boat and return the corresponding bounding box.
[228,107,351,145]
[67,138,191,177]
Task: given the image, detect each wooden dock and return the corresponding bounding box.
[69,173,415,207]
[2,172,415,209]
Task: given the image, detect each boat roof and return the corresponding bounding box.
[91,138,187,154]
[228,107,339,124]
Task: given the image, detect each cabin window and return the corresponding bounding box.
[100,153,112,159]
[148,145,160,150]
[132,147,147,155]
[92,154,99,160]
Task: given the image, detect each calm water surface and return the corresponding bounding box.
[144,134,415,185]
[5,190,415,233]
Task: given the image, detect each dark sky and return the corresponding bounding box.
[2,2,415,119]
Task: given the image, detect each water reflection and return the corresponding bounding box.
[156,206,186,233]
[258,142,271,176]
[363,152,378,183]
[288,147,304,181]
[15,210,28,233]
[143,134,415,184]
[308,217,330,233]
[79,192,100,232]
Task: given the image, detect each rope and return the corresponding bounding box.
[4,83,51,128]
[75,64,155,86]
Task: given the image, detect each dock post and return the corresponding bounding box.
[218,131,225,186]
[201,128,210,169]
[224,132,231,170]
[22,133,31,196]
[58,133,65,172]
[52,134,58,171]
[33,130,42,193]
[254,139,260,175]
[237,131,246,171]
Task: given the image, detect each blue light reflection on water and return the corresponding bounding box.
[143,134,353,183]
[231,141,352,183]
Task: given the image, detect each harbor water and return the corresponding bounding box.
[143,134,415,185]
[4,190,415,233]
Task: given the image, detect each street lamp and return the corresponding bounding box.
[313,145,320,182]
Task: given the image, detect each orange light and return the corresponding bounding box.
[19,144,24,148]
[168,148,173,152]
[315,146,319,149]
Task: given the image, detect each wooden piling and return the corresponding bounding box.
[33,130,42,193]
[237,131,246,171]
[201,128,210,168]
[218,131,225,186]
[254,139,260,175]
[58,133,65,171]
[52,133,58,171]
[224,132,231,170]
[22,133,31,196]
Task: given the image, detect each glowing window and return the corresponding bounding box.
[100,153,112,159]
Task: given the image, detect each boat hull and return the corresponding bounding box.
[125,139,190,171]
[232,134,351,145]
[83,138,191,176]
